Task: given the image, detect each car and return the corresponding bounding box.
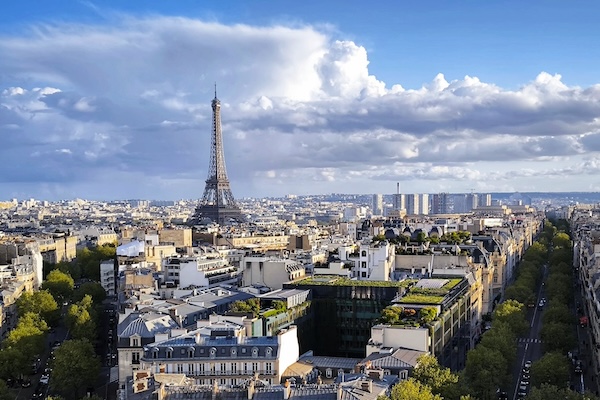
[21,379,31,388]
[522,372,530,380]
[539,300,545,307]
[521,378,530,386]
[40,374,50,385]
[524,360,532,369]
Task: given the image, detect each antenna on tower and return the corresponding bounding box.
[214,82,217,99]
[397,182,400,195]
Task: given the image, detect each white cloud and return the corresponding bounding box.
[1,15,600,199]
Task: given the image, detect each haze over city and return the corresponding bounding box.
[2,1,600,201]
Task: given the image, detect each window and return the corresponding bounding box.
[243,363,249,374]
[220,363,226,373]
[199,363,205,374]
[132,338,139,347]
[265,362,272,374]
[251,347,258,358]
[231,348,237,357]
[337,369,343,376]
[400,370,408,380]
[152,349,159,359]
[189,364,195,374]
[361,261,366,268]
[326,368,332,378]
[265,347,272,357]
[252,362,258,373]
[361,251,366,256]
[188,348,195,358]
[231,363,237,374]
[210,347,217,358]
[132,352,140,364]
[211,363,216,374]
[166,348,173,359]
[176,364,184,373]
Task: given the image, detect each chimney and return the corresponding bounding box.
[361,379,373,393]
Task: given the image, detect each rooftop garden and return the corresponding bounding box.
[396,278,463,305]
[379,305,438,327]
[291,276,416,288]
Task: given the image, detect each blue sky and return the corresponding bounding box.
[2,1,600,200]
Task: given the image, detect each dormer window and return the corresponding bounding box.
[152,348,159,359]
[188,347,195,358]
[210,347,217,358]
[231,348,237,357]
[251,347,258,358]
[265,347,272,357]
[166,347,173,359]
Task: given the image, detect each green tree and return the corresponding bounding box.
[553,232,571,250]
[72,282,107,304]
[542,303,577,326]
[65,295,97,342]
[478,322,517,366]
[530,352,570,388]
[540,322,576,354]
[0,380,12,400]
[464,346,509,400]
[492,299,528,336]
[380,306,404,324]
[4,312,48,357]
[16,289,60,326]
[420,307,437,324]
[504,284,534,304]
[412,354,459,398]
[41,269,75,303]
[0,347,29,380]
[383,378,442,400]
[527,384,599,400]
[416,232,428,244]
[51,339,101,399]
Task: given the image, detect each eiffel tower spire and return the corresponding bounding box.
[192,88,243,225]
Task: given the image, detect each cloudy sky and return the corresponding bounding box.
[2,1,600,201]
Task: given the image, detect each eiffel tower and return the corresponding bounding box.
[192,86,243,225]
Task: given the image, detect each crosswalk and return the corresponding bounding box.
[517,338,543,344]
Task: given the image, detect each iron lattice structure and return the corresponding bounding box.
[193,89,243,225]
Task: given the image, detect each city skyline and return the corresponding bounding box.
[2,1,600,200]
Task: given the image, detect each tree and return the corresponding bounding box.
[412,354,458,398]
[504,284,534,304]
[65,295,97,342]
[0,380,12,400]
[416,232,428,244]
[530,352,570,388]
[464,346,509,400]
[72,282,107,304]
[383,378,442,400]
[4,312,48,358]
[540,322,576,354]
[41,269,74,303]
[51,339,100,399]
[542,303,576,326]
[527,384,599,400]
[16,290,60,326]
[380,306,404,324]
[478,322,517,366]
[420,307,437,324]
[0,347,29,380]
[492,299,528,336]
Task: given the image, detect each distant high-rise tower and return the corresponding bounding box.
[372,194,383,215]
[192,87,243,225]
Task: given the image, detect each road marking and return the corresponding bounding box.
[513,343,529,400]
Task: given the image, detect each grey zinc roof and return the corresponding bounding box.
[118,312,179,338]
[360,347,426,369]
[298,356,361,370]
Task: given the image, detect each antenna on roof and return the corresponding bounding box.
[214,82,217,99]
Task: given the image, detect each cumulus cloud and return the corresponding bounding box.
[1,15,600,199]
